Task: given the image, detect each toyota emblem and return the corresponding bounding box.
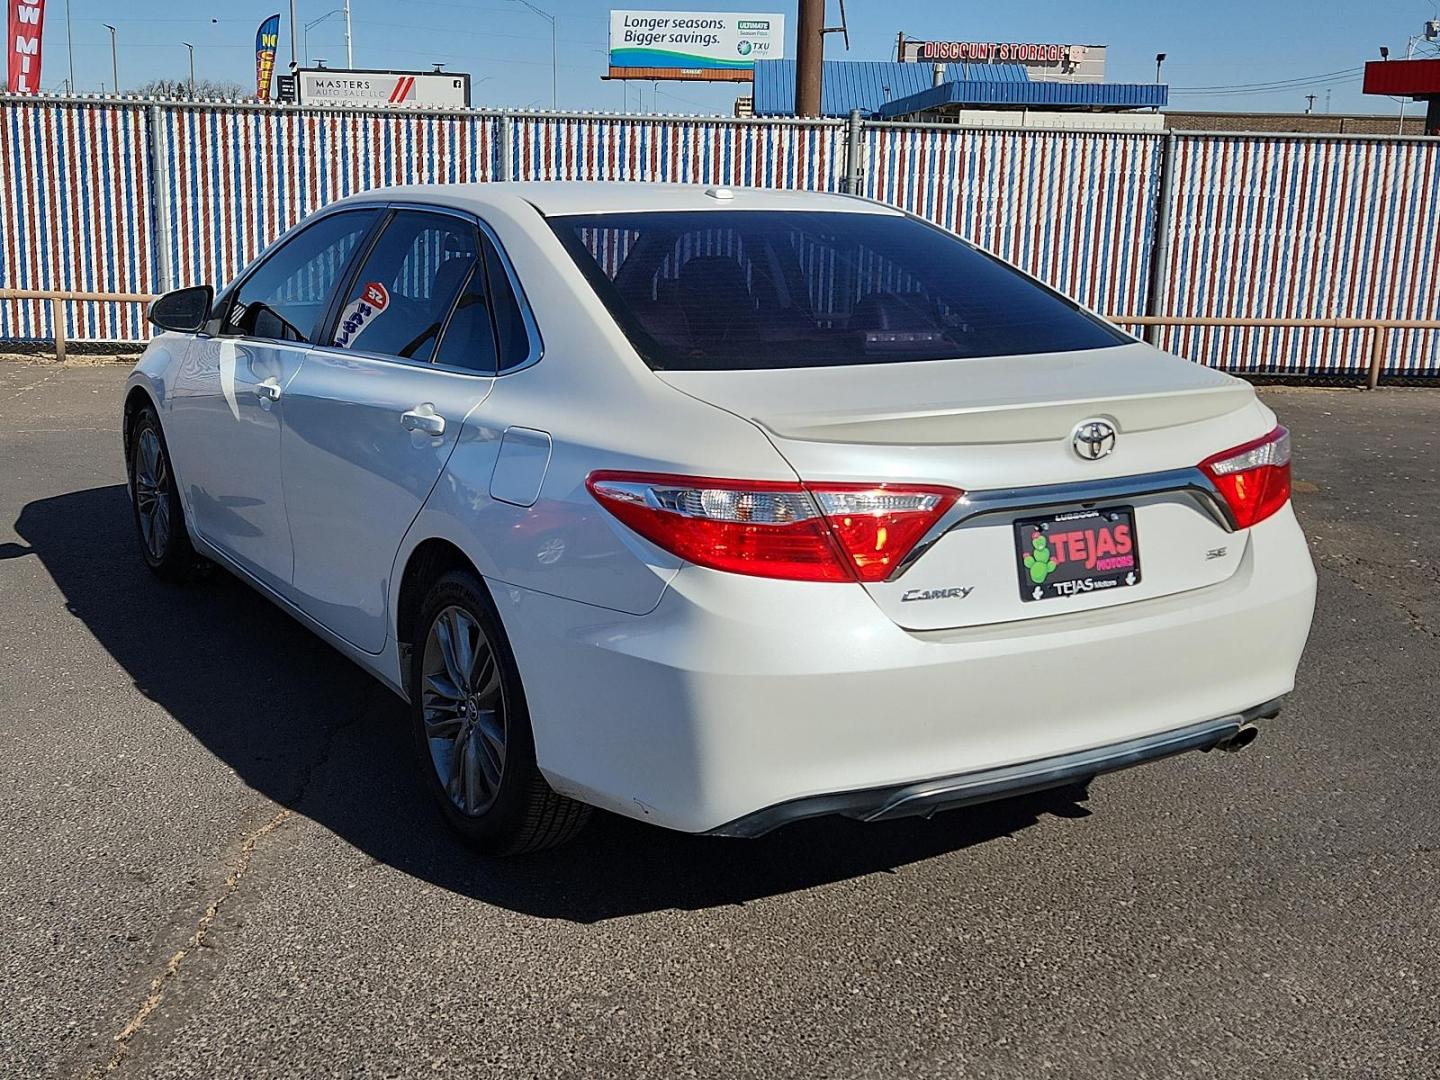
[1072,419,1117,461]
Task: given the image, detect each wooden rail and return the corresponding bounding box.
[1,290,1438,388]
[1109,314,1440,390]
[0,288,157,362]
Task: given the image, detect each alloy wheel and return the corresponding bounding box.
[420,605,508,817]
[133,427,172,561]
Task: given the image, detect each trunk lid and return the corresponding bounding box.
[657,343,1273,631]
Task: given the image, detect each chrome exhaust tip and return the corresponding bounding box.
[1215,723,1260,753]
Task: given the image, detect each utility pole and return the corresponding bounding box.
[344,0,353,68]
[795,0,825,116]
[103,24,118,95]
[183,42,195,99]
[1304,93,1316,114]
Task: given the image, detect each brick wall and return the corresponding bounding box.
[1165,111,1429,135]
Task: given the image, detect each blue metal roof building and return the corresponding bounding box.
[751,59,1167,118]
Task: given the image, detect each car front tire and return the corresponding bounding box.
[408,569,591,855]
[127,404,204,582]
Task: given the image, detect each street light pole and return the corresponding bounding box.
[1381,45,1405,134]
[289,0,299,71]
[64,0,75,94]
[183,42,195,99]
[103,23,118,95]
[508,0,557,109]
[305,10,353,69]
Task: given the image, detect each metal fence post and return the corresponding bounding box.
[146,104,175,293]
[498,112,515,182]
[844,109,863,194]
[1142,131,1178,346]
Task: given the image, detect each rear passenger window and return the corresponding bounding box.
[483,240,533,371]
[431,234,534,374]
[330,211,479,362]
[432,261,498,374]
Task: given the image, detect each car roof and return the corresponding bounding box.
[332,181,901,218]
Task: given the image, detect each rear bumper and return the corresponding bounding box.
[501,504,1316,834]
[708,697,1282,837]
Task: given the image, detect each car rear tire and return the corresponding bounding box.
[127,404,204,582]
[408,570,591,855]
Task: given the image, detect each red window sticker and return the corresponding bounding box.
[334,282,391,349]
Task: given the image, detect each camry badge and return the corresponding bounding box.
[900,586,974,602]
[1072,419,1117,461]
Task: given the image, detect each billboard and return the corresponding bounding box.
[255,13,280,102]
[6,0,46,93]
[608,10,783,79]
[296,69,472,108]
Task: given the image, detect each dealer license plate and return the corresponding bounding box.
[1014,506,1141,603]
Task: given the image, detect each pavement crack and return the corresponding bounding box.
[1315,554,1439,641]
[0,364,66,407]
[285,694,389,809]
[86,808,293,1078]
[84,693,387,1077]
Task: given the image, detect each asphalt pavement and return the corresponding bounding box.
[0,361,1436,1079]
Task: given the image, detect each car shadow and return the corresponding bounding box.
[15,484,1092,923]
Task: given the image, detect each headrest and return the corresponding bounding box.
[678,256,751,312]
[432,255,477,301]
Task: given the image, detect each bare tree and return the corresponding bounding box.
[131,77,252,101]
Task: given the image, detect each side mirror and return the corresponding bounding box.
[148,285,214,333]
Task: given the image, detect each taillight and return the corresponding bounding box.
[586,472,960,583]
[1199,425,1292,529]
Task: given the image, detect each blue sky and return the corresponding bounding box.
[16,0,1440,116]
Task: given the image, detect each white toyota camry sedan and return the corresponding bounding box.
[125,182,1316,854]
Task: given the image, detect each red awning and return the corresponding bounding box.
[1364,58,1440,98]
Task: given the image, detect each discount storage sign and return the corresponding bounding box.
[609,10,784,72]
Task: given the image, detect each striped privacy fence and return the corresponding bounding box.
[509,114,845,189]
[1155,134,1440,378]
[861,125,1162,320]
[156,105,502,299]
[0,99,154,340]
[1,94,1438,379]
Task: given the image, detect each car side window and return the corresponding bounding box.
[329,210,479,363]
[483,237,533,372]
[431,256,500,375]
[429,231,534,375]
[224,209,379,343]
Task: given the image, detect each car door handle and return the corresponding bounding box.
[255,378,282,402]
[401,406,445,437]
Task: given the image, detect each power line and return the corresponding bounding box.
[1170,67,1362,92]
[356,18,603,48]
[1171,77,1364,98]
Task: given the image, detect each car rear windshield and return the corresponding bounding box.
[549,209,1128,371]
